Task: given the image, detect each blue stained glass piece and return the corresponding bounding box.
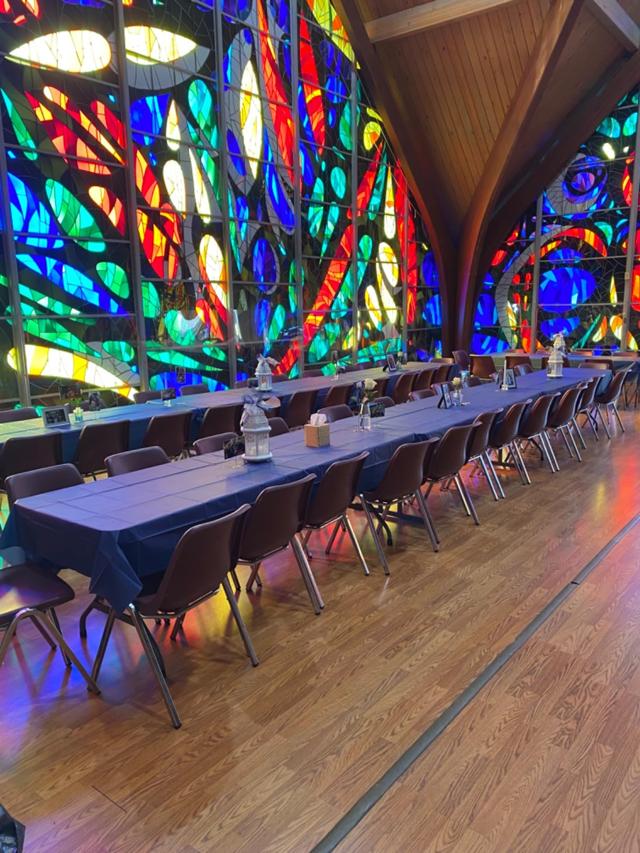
[263,130,295,231]
[470,332,509,354]
[544,247,582,262]
[474,292,499,327]
[227,129,246,176]
[150,372,226,392]
[17,254,126,315]
[130,95,170,146]
[255,298,270,337]
[63,0,105,6]
[223,0,252,20]
[7,174,63,250]
[539,267,597,311]
[281,41,291,81]
[253,238,279,288]
[423,294,441,326]
[540,316,580,337]
[421,253,439,288]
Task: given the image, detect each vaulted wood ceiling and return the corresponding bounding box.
[332,0,640,346]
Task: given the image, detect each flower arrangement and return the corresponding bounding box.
[349,377,378,411]
[451,376,462,390]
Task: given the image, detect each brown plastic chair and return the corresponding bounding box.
[90,504,254,728]
[467,376,484,387]
[284,389,317,429]
[514,363,534,376]
[431,363,454,385]
[516,393,560,479]
[466,410,504,500]
[0,407,39,424]
[546,386,584,462]
[377,396,396,409]
[134,390,162,403]
[301,452,370,576]
[268,416,289,436]
[239,475,322,612]
[575,376,601,442]
[0,433,62,492]
[374,376,389,397]
[423,423,481,537]
[359,440,439,574]
[410,387,436,401]
[106,446,171,477]
[74,420,129,478]
[413,369,435,391]
[470,355,496,379]
[142,411,191,458]
[193,432,236,455]
[430,357,454,364]
[323,383,353,407]
[317,404,353,423]
[579,358,613,371]
[488,400,530,487]
[452,350,470,371]
[391,371,416,404]
[199,404,243,438]
[593,369,628,438]
[179,383,209,396]
[2,463,98,689]
[505,354,532,370]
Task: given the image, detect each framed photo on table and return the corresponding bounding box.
[385,354,398,372]
[437,384,452,409]
[495,368,517,389]
[42,405,70,429]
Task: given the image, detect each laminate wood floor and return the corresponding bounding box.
[1,409,638,852]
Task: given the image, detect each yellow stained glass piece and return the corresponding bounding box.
[305,0,355,62]
[365,285,382,327]
[125,26,199,66]
[609,274,617,305]
[166,100,181,151]
[8,30,111,73]
[189,148,211,223]
[363,121,382,152]
[240,61,262,179]
[383,169,396,239]
[199,234,227,309]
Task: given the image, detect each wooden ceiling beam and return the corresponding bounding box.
[366,0,521,44]
[456,0,585,347]
[332,0,459,348]
[586,0,640,53]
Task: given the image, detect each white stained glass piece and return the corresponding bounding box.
[8,30,111,73]
[240,61,262,179]
[163,160,187,215]
[122,27,209,90]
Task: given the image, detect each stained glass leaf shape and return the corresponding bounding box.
[305,0,355,62]
[7,30,111,73]
[8,345,135,399]
[163,160,187,215]
[188,80,217,149]
[0,90,38,160]
[130,94,170,146]
[45,178,106,253]
[18,307,99,358]
[163,311,203,346]
[299,16,326,153]
[8,173,63,249]
[123,26,209,89]
[17,254,126,315]
[264,131,295,233]
[240,61,262,180]
[95,262,130,299]
[88,186,126,234]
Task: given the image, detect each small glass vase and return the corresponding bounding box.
[358,401,371,431]
[452,389,462,407]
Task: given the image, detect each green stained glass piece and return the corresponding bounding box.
[308,177,325,238]
[45,179,106,253]
[163,310,201,346]
[596,116,621,138]
[1,90,38,160]
[368,157,387,220]
[339,102,352,151]
[19,311,99,357]
[95,262,130,299]
[268,304,286,341]
[330,167,346,200]
[202,344,227,362]
[595,222,613,245]
[623,112,637,137]
[103,340,135,362]
[188,79,218,148]
[321,203,341,256]
[141,280,161,318]
[147,348,205,370]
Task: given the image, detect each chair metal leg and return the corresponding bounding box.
[229,567,241,594]
[48,608,71,667]
[594,405,611,439]
[477,454,500,501]
[415,490,440,551]
[246,562,262,593]
[29,613,57,650]
[79,596,102,640]
[558,426,574,457]
[484,452,506,499]
[170,614,185,642]
[612,402,625,433]
[566,424,582,462]
[359,495,390,576]
[0,617,20,668]
[91,608,116,682]
[343,513,371,576]
[537,432,558,473]
[452,475,471,516]
[325,518,343,555]
[34,610,100,694]
[455,476,480,526]
[583,410,599,441]
[129,606,181,729]
[571,418,587,450]
[221,576,259,666]
[291,535,323,614]
[541,431,560,472]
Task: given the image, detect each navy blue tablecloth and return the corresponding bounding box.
[1,368,604,611]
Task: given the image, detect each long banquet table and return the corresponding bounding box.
[1,368,605,612]
[0,364,437,462]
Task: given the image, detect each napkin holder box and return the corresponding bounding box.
[304,423,330,447]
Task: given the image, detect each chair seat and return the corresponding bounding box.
[0,563,74,623]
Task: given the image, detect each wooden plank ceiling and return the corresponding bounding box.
[332,0,640,346]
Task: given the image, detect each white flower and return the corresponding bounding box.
[364,378,376,391]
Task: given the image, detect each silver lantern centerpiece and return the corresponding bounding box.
[241,394,272,462]
[256,354,276,392]
[547,332,566,378]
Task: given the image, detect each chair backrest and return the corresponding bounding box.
[391,372,416,404]
[470,355,496,379]
[374,376,389,397]
[489,400,529,447]
[410,387,436,401]
[518,393,557,438]
[284,389,317,428]
[432,363,452,384]
[106,445,171,477]
[505,354,532,369]
[413,369,434,391]
[324,383,353,407]
[377,396,396,409]
[596,368,627,404]
[426,424,478,480]
[317,404,353,423]
[514,363,534,376]
[452,350,470,370]
[143,411,191,457]
[579,360,610,370]
[75,420,129,475]
[430,357,454,364]
[194,432,237,455]
[468,410,502,457]
[0,433,62,484]
[304,452,368,527]
[366,440,433,502]
[199,404,243,438]
[467,376,484,387]
[268,416,290,436]
[548,386,583,427]
[179,383,209,396]
[239,474,316,562]
[134,390,162,403]
[5,462,83,508]
[143,504,251,614]
[0,407,38,424]
[578,376,600,410]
